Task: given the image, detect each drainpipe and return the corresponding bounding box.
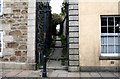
[35,2,39,70]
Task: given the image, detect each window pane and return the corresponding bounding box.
[101,16,120,55]
[101,37,107,45]
[115,27,120,33]
[0,4,1,12]
[115,17,120,26]
[115,46,120,53]
[101,17,107,26]
[108,46,114,53]
[115,37,120,45]
[108,27,114,33]
[101,46,107,53]
[0,33,1,42]
[108,37,114,45]
[0,33,1,53]
[108,17,114,26]
[115,37,118,44]
[101,27,107,33]
[101,46,104,53]
[0,47,1,52]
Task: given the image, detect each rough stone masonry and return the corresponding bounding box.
[0,1,28,62]
[0,0,36,70]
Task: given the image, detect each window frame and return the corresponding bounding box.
[101,16,120,56]
[0,0,3,15]
[0,31,3,57]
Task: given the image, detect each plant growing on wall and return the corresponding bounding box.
[52,13,63,25]
[60,2,66,16]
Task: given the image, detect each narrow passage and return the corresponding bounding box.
[47,36,64,68]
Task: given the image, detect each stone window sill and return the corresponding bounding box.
[99,56,120,60]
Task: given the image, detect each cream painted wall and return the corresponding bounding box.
[79,1,120,66]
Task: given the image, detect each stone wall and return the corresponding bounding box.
[0,0,36,70]
[0,0,28,62]
[68,0,79,72]
[27,0,36,64]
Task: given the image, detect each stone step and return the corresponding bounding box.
[54,46,64,48]
[39,66,67,70]
[55,40,61,41]
[47,57,68,60]
[68,66,79,72]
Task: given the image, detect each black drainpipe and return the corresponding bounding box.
[35,2,39,70]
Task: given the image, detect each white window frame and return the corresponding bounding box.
[0,0,3,15]
[101,16,120,56]
[0,31,3,57]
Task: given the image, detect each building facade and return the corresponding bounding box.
[0,0,119,71]
[78,0,120,71]
[0,0,36,70]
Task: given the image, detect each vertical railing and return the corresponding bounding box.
[65,2,69,67]
[35,2,39,70]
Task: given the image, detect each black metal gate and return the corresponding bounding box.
[35,1,69,77]
[35,2,52,68]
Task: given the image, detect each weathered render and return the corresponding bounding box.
[79,0,120,71]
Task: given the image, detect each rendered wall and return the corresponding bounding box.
[79,0,120,70]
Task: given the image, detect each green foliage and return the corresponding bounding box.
[63,48,67,56]
[60,34,67,66]
[37,62,43,69]
[40,62,43,66]
[60,2,66,16]
[52,13,63,25]
[51,35,56,47]
[59,35,66,46]
[61,59,65,66]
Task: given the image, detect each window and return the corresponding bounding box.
[0,31,3,57]
[0,0,2,15]
[101,16,120,56]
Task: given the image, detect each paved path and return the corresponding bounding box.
[1,69,120,78]
[47,37,63,67]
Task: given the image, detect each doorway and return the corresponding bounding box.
[35,1,69,70]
